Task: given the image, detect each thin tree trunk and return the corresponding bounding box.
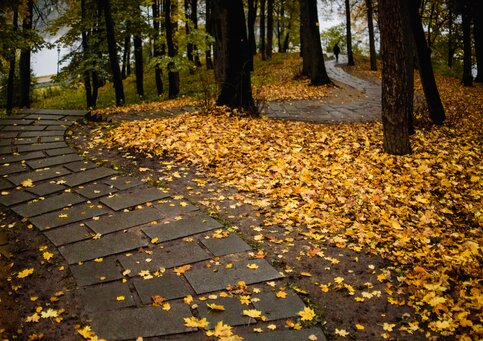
[282,23,291,53]
[266,0,273,59]
[473,0,483,83]
[19,0,33,108]
[366,0,377,70]
[81,0,94,107]
[205,0,214,69]
[300,0,310,76]
[260,0,266,60]
[152,0,163,95]
[121,27,131,79]
[6,8,18,115]
[408,0,445,125]
[345,0,355,65]
[427,3,435,50]
[379,0,413,155]
[447,5,454,68]
[191,0,201,67]
[461,0,473,86]
[166,0,180,98]
[101,0,125,106]
[248,0,257,56]
[185,0,194,64]
[134,34,144,97]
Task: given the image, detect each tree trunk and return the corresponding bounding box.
[300,0,310,76]
[260,0,266,60]
[366,0,377,70]
[447,6,454,68]
[19,0,33,108]
[379,0,413,155]
[282,24,291,53]
[266,0,274,59]
[473,0,483,83]
[205,0,214,69]
[165,0,180,98]
[6,8,18,115]
[101,0,125,106]
[121,27,131,79]
[185,0,194,65]
[152,0,163,95]
[248,0,257,56]
[461,0,473,86]
[213,0,255,112]
[345,0,355,65]
[408,0,445,125]
[134,34,144,97]
[427,3,435,50]
[81,0,94,108]
[190,0,201,67]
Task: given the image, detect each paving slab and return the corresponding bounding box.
[197,297,252,326]
[86,207,163,234]
[0,163,28,175]
[12,192,85,217]
[185,259,283,294]
[32,119,70,126]
[70,258,123,287]
[45,147,76,157]
[6,166,71,186]
[252,291,306,321]
[242,328,327,341]
[153,200,199,217]
[80,281,135,311]
[18,109,87,116]
[26,182,67,196]
[58,230,148,264]
[63,160,97,172]
[0,190,36,207]
[44,223,93,246]
[26,154,82,169]
[16,142,68,152]
[0,132,19,138]
[103,176,144,190]
[45,126,68,131]
[40,136,64,143]
[0,119,34,126]
[59,167,117,187]
[0,178,14,190]
[2,125,46,132]
[133,273,191,305]
[91,304,193,340]
[25,114,66,120]
[29,202,110,230]
[118,242,211,275]
[0,151,44,164]
[201,233,252,257]
[75,183,118,199]
[0,139,11,146]
[142,214,222,243]
[100,187,169,211]
[19,131,65,137]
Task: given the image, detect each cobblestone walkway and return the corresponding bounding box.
[0,110,327,340]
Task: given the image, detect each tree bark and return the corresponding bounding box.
[300,0,310,76]
[473,0,483,82]
[447,5,454,68]
[461,0,473,86]
[81,0,94,108]
[345,0,355,65]
[248,0,257,56]
[19,0,33,108]
[6,8,18,115]
[121,26,131,79]
[205,0,214,69]
[134,34,144,97]
[190,0,201,67]
[408,0,445,125]
[152,0,163,95]
[101,0,125,106]
[165,0,180,98]
[366,0,377,70]
[212,0,255,112]
[266,0,274,59]
[260,0,266,60]
[379,0,413,155]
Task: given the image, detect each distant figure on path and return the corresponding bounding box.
[333,42,341,62]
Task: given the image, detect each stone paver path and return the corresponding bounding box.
[0,109,328,339]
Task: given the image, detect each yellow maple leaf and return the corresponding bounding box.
[276,290,287,298]
[41,309,58,318]
[173,264,191,275]
[335,328,349,337]
[183,295,193,305]
[184,316,210,329]
[298,306,316,321]
[355,324,365,330]
[20,179,34,187]
[243,309,263,319]
[267,324,277,330]
[240,295,251,305]
[116,296,125,301]
[162,302,171,311]
[17,268,34,279]
[300,272,312,277]
[77,326,96,339]
[25,313,40,323]
[246,263,259,270]
[207,303,225,311]
[206,321,233,338]
[43,251,54,261]
[383,323,396,331]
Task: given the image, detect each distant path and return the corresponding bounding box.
[264,56,381,123]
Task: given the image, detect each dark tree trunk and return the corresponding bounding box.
[379,0,413,155]
[190,0,201,67]
[121,27,131,79]
[473,0,483,82]
[300,0,310,76]
[248,0,257,56]
[165,0,180,98]
[447,6,454,68]
[408,0,445,125]
[134,34,144,97]
[6,8,18,115]
[185,0,194,65]
[427,3,435,50]
[205,0,214,69]
[19,0,33,108]
[101,0,125,106]
[260,0,266,60]
[461,0,473,86]
[345,0,355,65]
[266,0,273,59]
[282,24,291,53]
[301,0,331,85]
[81,0,95,108]
[152,0,163,95]
[213,0,255,112]
[366,0,377,70]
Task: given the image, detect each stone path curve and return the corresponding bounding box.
[0,110,327,340]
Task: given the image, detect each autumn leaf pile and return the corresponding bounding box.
[92,97,199,116]
[103,77,482,338]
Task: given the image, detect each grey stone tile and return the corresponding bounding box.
[29,202,109,231]
[45,147,75,156]
[133,273,191,305]
[6,166,71,186]
[58,230,148,264]
[86,207,163,234]
[75,183,118,199]
[242,328,327,341]
[0,163,28,175]
[12,192,85,217]
[100,187,169,211]
[45,125,67,131]
[32,120,70,126]
[142,214,222,243]
[153,200,199,217]
[252,291,306,321]
[16,142,68,153]
[90,304,193,340]
[40,136,64,143]
[25,114,64,120]
[185,259,283,294]
[0,132,19,138]
[63,160,97,172]
[0,139,11,146]
[59,167,117,187]
[70,258,122,286]
[44,223,93,246]
[201,233,252,257]
[80,281,135,311]
[103,176,144,190]
[0,119,34,126]
[18,109,87,116]
[0,178,13,190]
[2,125,46,132]
[197,297,252,327]
[26,154,82,169]
[26,182,67,196]
[0,190,36,207]
[0,151,44,164]
[19,131,65,137]
[118,242,211,276]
